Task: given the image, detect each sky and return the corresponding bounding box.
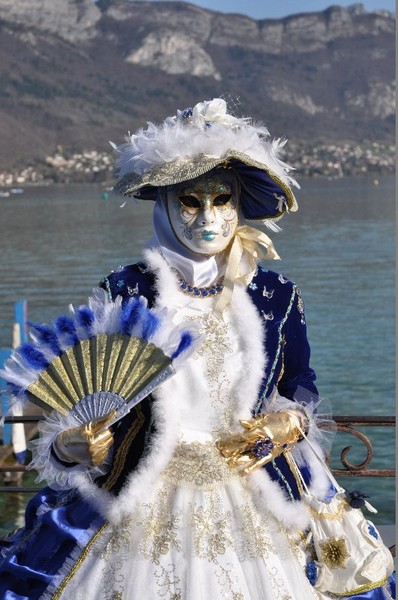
[131,0,395,19]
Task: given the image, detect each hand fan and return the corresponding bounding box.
[0,289,195,428]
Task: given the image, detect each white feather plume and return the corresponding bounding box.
[112,98,298,189]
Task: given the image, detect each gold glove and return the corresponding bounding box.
[53,411,117,467]
[216,409,307,476]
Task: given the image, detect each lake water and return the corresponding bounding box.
[0,176,395,533]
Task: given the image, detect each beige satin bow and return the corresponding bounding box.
[214,225,280,317]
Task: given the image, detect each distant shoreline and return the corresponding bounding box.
[0,141,394,189]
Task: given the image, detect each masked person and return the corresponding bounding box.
[0,99,394,600]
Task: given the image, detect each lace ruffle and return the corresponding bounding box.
[28,410,111,490]
[264,387,336,467]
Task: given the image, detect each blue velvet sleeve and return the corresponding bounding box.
[99,263,156,306]
[277,286,318,401]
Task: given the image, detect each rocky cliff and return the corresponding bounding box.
[0,0,394,171]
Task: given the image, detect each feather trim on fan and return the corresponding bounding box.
[27,408,114,489]
[0,288,198,489]
[1,288,197,425]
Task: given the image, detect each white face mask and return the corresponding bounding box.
[166,172,239,256]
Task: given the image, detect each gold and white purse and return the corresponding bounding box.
[293,435,394,596]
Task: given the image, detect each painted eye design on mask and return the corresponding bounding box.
[179,195,201,208]
[213,194,232,207]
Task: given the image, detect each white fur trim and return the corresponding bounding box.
[248,468,310,531]
[145,247,266,423]
[143,247,184,307]
[227,285,267,424]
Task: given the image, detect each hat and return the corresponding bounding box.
[112,98,298,222]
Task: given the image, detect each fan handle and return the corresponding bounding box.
[97,363,176,432]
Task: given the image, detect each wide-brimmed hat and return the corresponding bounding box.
[112,98,298,222]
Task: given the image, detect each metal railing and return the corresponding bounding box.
[329,415,395,478]
[0,416,41,492]
[1,415,395,556]
[0,414,395,488]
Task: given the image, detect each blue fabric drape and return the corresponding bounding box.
[0,487,104,600]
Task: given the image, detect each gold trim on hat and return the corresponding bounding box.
[113,150,297,220]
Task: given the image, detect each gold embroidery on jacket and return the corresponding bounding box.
[101,405,146,491]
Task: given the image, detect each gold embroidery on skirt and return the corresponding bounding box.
[51,522,109,600]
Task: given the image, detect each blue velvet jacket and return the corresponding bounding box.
[92,262,317,496]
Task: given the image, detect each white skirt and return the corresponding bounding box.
[55,441,324,600]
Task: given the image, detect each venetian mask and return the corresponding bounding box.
[166,171,239,255]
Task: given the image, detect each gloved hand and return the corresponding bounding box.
[216,409,307,475]
[52,411,116,467]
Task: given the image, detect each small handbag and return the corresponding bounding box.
[291,435,394,596]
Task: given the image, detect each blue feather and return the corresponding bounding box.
[76,306,95,337]
[142,310,159,341]
[120,298,144,335]
[171,331,193,360]
[19,343,49,371]
[54,316,79,346]
[6,382,25,397]
[27,322,61,356]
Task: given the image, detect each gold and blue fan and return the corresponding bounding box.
[0,289,195,427]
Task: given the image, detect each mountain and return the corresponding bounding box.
[0,0,394,172]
